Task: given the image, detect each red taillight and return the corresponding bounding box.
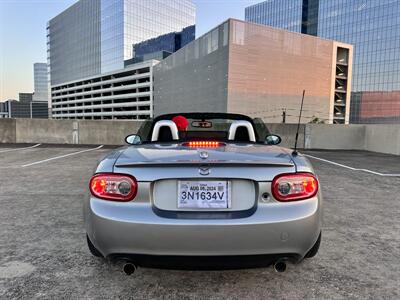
[272,173,318,202]
[89,173,137,201]
[186,141,222,148]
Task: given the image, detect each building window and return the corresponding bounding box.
[223,22,229,46]
[211,28,219,52]
[233,22,245,45]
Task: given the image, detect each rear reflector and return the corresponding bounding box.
[89,173,137,201]
[185,141,222,148]
[272,173,318,201]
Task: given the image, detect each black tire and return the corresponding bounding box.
[87,235,103,257]
[305,232,321,258]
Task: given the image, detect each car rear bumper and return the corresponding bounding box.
[85,195,322,259]
[107,253,303,270]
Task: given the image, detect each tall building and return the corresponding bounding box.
[47,0,101,86]
[0,99,48,119]
[317,1,400,123]
[130,25,195,64]
[245,0,319,35]
[18,93,33,103]
[8,100,31,118]
[0,102,8,118]
[47,0,195,85]
[245,0,400,124]
[33,63,48,102]
[154,19,352,124]
[101,0,195,73]
[47,0,195,120]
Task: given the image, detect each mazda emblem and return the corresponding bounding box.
[199,165,210,176]
[199,151,209,159]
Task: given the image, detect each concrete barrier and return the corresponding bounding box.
[76,120,142,145]
[304,124,365,150]
[0,119,142,146]
[266,123,305,149]
[16,119,76,144]
[0,119,16,143]
[364,125,400,156]
[0,118,399,155]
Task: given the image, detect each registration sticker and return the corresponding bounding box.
[178,181,231,209]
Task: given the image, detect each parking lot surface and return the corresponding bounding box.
[0,144,399,299]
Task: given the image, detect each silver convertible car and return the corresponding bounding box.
[84,113,322,274]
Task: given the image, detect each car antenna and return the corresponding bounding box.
[292,89,305,156]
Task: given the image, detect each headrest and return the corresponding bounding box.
[151,120,179,142]
[228,120,256,142]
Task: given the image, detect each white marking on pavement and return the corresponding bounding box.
[21,145,104,167]
[304,154,400,177]
[0,261,36,279]
[0,143,41,153]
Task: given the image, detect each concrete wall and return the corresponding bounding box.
[364,125,400,156]
[153,23,229,116]
[0,119,16,143]
[227,19,338,124]
[305,124,366,150]
[153,19,353,124]
[0,119,142,146]
[16,119,77,144]
[266,123,305,149]
[0,119,399,155]
[77,120,142,145]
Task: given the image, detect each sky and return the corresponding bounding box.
[0,0,260,101]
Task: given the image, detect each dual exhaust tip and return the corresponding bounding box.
[122,260,287,275]
[273,260,287,272]
[123,262,137,275]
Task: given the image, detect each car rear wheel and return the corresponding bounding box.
[87,235,103,258]
[305,232,321,258]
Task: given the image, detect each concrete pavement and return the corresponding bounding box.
[0,145,399,299]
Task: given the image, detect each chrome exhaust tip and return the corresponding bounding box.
[273,260,287,273]
[123,262,137,275]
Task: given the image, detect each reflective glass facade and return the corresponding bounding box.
[48,0,195,120]
[0,100,48,119]
[47,0,101,85]
[245,0,303,33]
[132,25,195,59]
[245,0,319,35]
[101,0,125,73]
[245,0,400,123]
[49,0,195,82]
[318,0,400,123]
[101,0,196,73]
[33,63,49,102]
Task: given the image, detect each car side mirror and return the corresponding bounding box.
[265,134,281,145]
[125,134,141,145]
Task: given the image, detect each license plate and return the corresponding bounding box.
[178,181,231,209]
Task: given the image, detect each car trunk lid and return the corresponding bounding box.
[114,143,295,181]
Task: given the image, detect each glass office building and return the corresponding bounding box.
[130,25,195,62]
[100,0,196,73]
[0,97,48,119]
[48,0,195,83]
[33,63,49,102]
[48,0,195,120]
[318,0,400,123]
[47,0,101,86]
[245,0,319,35]
[245,0,400,123]
[245,0,303,32]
